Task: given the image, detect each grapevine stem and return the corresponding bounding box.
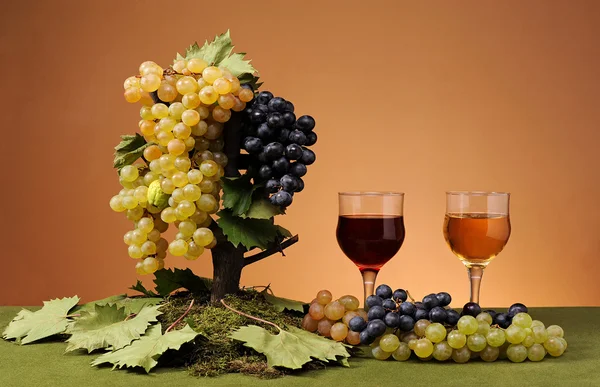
[243,235,299,267]
[220,299,282,331]
[124,313,136,321]
[166,299,195,332]
[65,314,81,318]
[406,290,416,303]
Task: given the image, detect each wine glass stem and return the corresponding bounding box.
[467,266,484,304]
[360,269,378,309]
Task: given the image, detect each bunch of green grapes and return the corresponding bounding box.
[301,290,365,345]
[109,59,254,275]
[368,312,567,363]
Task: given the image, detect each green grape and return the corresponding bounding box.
[185,241,204,259]
[171,171,189,187]
[123,231,134,245]
[447,330,467,349]
[130,229,147,245]
[476,312,493,325]
[324,301,345,321]
[193,227,214,246]
[527,343,546,361]
[380,334,401,353]
[480,345,499,362]
[160,178,176,195]
[128,245,143,259]
[477,321,490,336]
[142,257,160,273]
[137,217,154,234]
[486,327,506,347]
[513,313,533,329]
[199,179,215,194]
[176,200,196,218]
[151,103,169,119]
[432,341,453,361]
[467,333,487,352]
[457,316,478,335]
[120,165,139,182]
[392,342,412,361]
[546,325,564,338]
[168,102,185,119]
[530,320,545,329]
[414,319,431,337]
[174,156,192,172]
[171,188,185,203]
[122,196,139,210]
[522,334,535,348]
[498,342,510,360]
[372,346,392,360]
[160,207,177,223]
[159,154,176,171]
[175,232,186,240]
[183,184,202,202]
[141,241,157,255]
[140,105,154,120]
[414,338,434,358]
[109,196,125,212]
[168,239,188,256]
[425,323,447,343]
[127,207,144,222]
[338,295,360,311]
[178,220,196,237]
[408,339,418,351]
[451,346,471,363]
[187,169,204,185]
[135,261,147,275]
[158,117,177,132]
[200,160,219,177]
[196,194,218,213]
[190,209,208,225]
[134,186,149,203]
[507,344,528,362]
[558,337,568,350]
[506,324,527,344]
[544,337,566,357]
[402,331,418,344]
[147,229,161,242]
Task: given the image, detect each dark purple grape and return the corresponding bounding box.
[289,163,307,177]
[399,301,415,317]
[360,330,376,345]
[258,165,273,180]
[285,101,294,112]
[257,152,268,164]
[268,97,287,112]
[295,115,315,132]
[254,104,269,113]
[414,309,428,321]
[250,110,266,124]
[269,191,292,207]
[461,302,482,317]
[366,295,383,308]
[264,142,284,160]
[285,144,303,160]
[398,315,415,331]
[349,316,367,332]
[422,294,440,310]
[295,177,304,192]
[257,123,276,139]
[483,309,497,320]
[265,179,281,193]
[283,111,296,127]
[446,310,460,326]
[429,306,448,323]
[243,137,262,154]
[367,306,386,321]
[382,299,397,310]
[414,302,425,310]
[271,157,290,176]
[508,303,528,318]
[278,128,291,144]
[267,112,284,128]
[393,289,408,302]
[305,131,317,146]
[300,148,316,165]
[288,130,307,145]
[280,174,298,192]
[375,284,393,299]
[384,312,401,328]
[256,91,273,105]
[436,292,452,307]
[494,313,511,329]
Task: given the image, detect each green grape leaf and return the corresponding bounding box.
[238,73,262,90]
[65,304,162,353]
[117,297,163,315]
[72,294,127,314]
[2,296,80,344]
[217,210,285,250]
[229,325,351,370]
[276,225,292,238]
[113,134,150,170]
[219,52,255,77]
[91,324,203,373]
[129,280,159,297]
[221,176,256,216]
[242,198,284,219]
[261,291,305,313]
[185,30,233,65]
[153,268,212,297]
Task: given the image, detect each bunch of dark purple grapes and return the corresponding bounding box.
[241,91,317,208]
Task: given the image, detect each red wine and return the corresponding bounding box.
[336,215,405,272]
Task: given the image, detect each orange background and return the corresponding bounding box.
[1,0,599,307]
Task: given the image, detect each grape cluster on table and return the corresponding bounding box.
[241,91,317,208]
[302,284,568,363]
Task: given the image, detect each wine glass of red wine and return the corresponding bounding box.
[336,192,405,307]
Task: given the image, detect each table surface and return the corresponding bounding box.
[0,306,598,387]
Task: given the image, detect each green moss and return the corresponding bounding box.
[157,289,303,378]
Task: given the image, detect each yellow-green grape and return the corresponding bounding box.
[168,197,177,208]
[185,240,204,259]
[205,238,217,249]
[213,78,232,94]
[447,330,467,349]
[143,145,162,162]
[175,76,198,95]
[323,301,345,320]
[122,196,139,210]
[414,319,431,337]
[522,334,535,348]
[480,345,500,362]
[401,331,418,344]
[137,217,154,233]
[160,207,177,223]
[231,96,246,112]
[544,337,566,357]
[226,75,240,94]
[200,160,219,177]
[139,61,162,76]
[198,150,214,161]
[140,106,154,120]
[141,241,157,255]
[330,322,349,342]
[202,66,222,84]
[425,323,447,343]
[178,220,196,237]
[173,123,191,140]
[184,136,195,151]
[191,120,208,137]
[160,178,175,194]
[546,325,564,338]
[149,160,162,174]
[173,59,187,73]
[212,106,231,123]
[182,92,201,109]
[338,295,360,311]
[169,103,186,121]
[531,320,545,329]
[414,338,434,358]
[432,341,453,361]
[196,194,218,213]
[120,165,139,182]
[213,152,228,167]
[134,186,149,202]
[157,82,178,102]
[182,184,202,201]
[532,326,548,344]
[130,229,147,245]
[187,58,207,73]
[142,257,160,274]
[476,312,493,325]
[140,74,161,92]
[372,346,392,360]
[380,334,400,352]
[124,76,141,89]
[156,132,174,148]
[124,87,142,103]
[192,227,214,246]
[190,209,208,225]
[128,245,143,259]
[457,316,478,335]
[147,229,161,242]
[151,103,169,119]
[139,120,156,136]
[187,169,204,184]
[513,313,533,329]
[506,324,527,344]
[558,337,568,350]
[158,154,175,171]
[217,94,236,110]
[451,346,471,363]
[199,86,218,105]
[392,342,411,361]
[196,105,209,120]
[174,156,191,172]
[238,88,254,102]
[163,74,177,86]
[486,327,506,347]
[171,189,183,204]
[109,196,125,212]
[477,321,490,336]
[507,344,528,362]
[158,117,177,132]
[123,231,134,245]
[527,343,546,362]
[176,200,196,218]
[194,137,211,151]
[135,261,147,275]
[180,109,199,126]
[171,171,189,187]
[167,139,186,156]
[168,239,188,256]
[204,122,223,140]
[467,333,487,352]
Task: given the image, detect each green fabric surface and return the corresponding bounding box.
[0,306,598,387]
